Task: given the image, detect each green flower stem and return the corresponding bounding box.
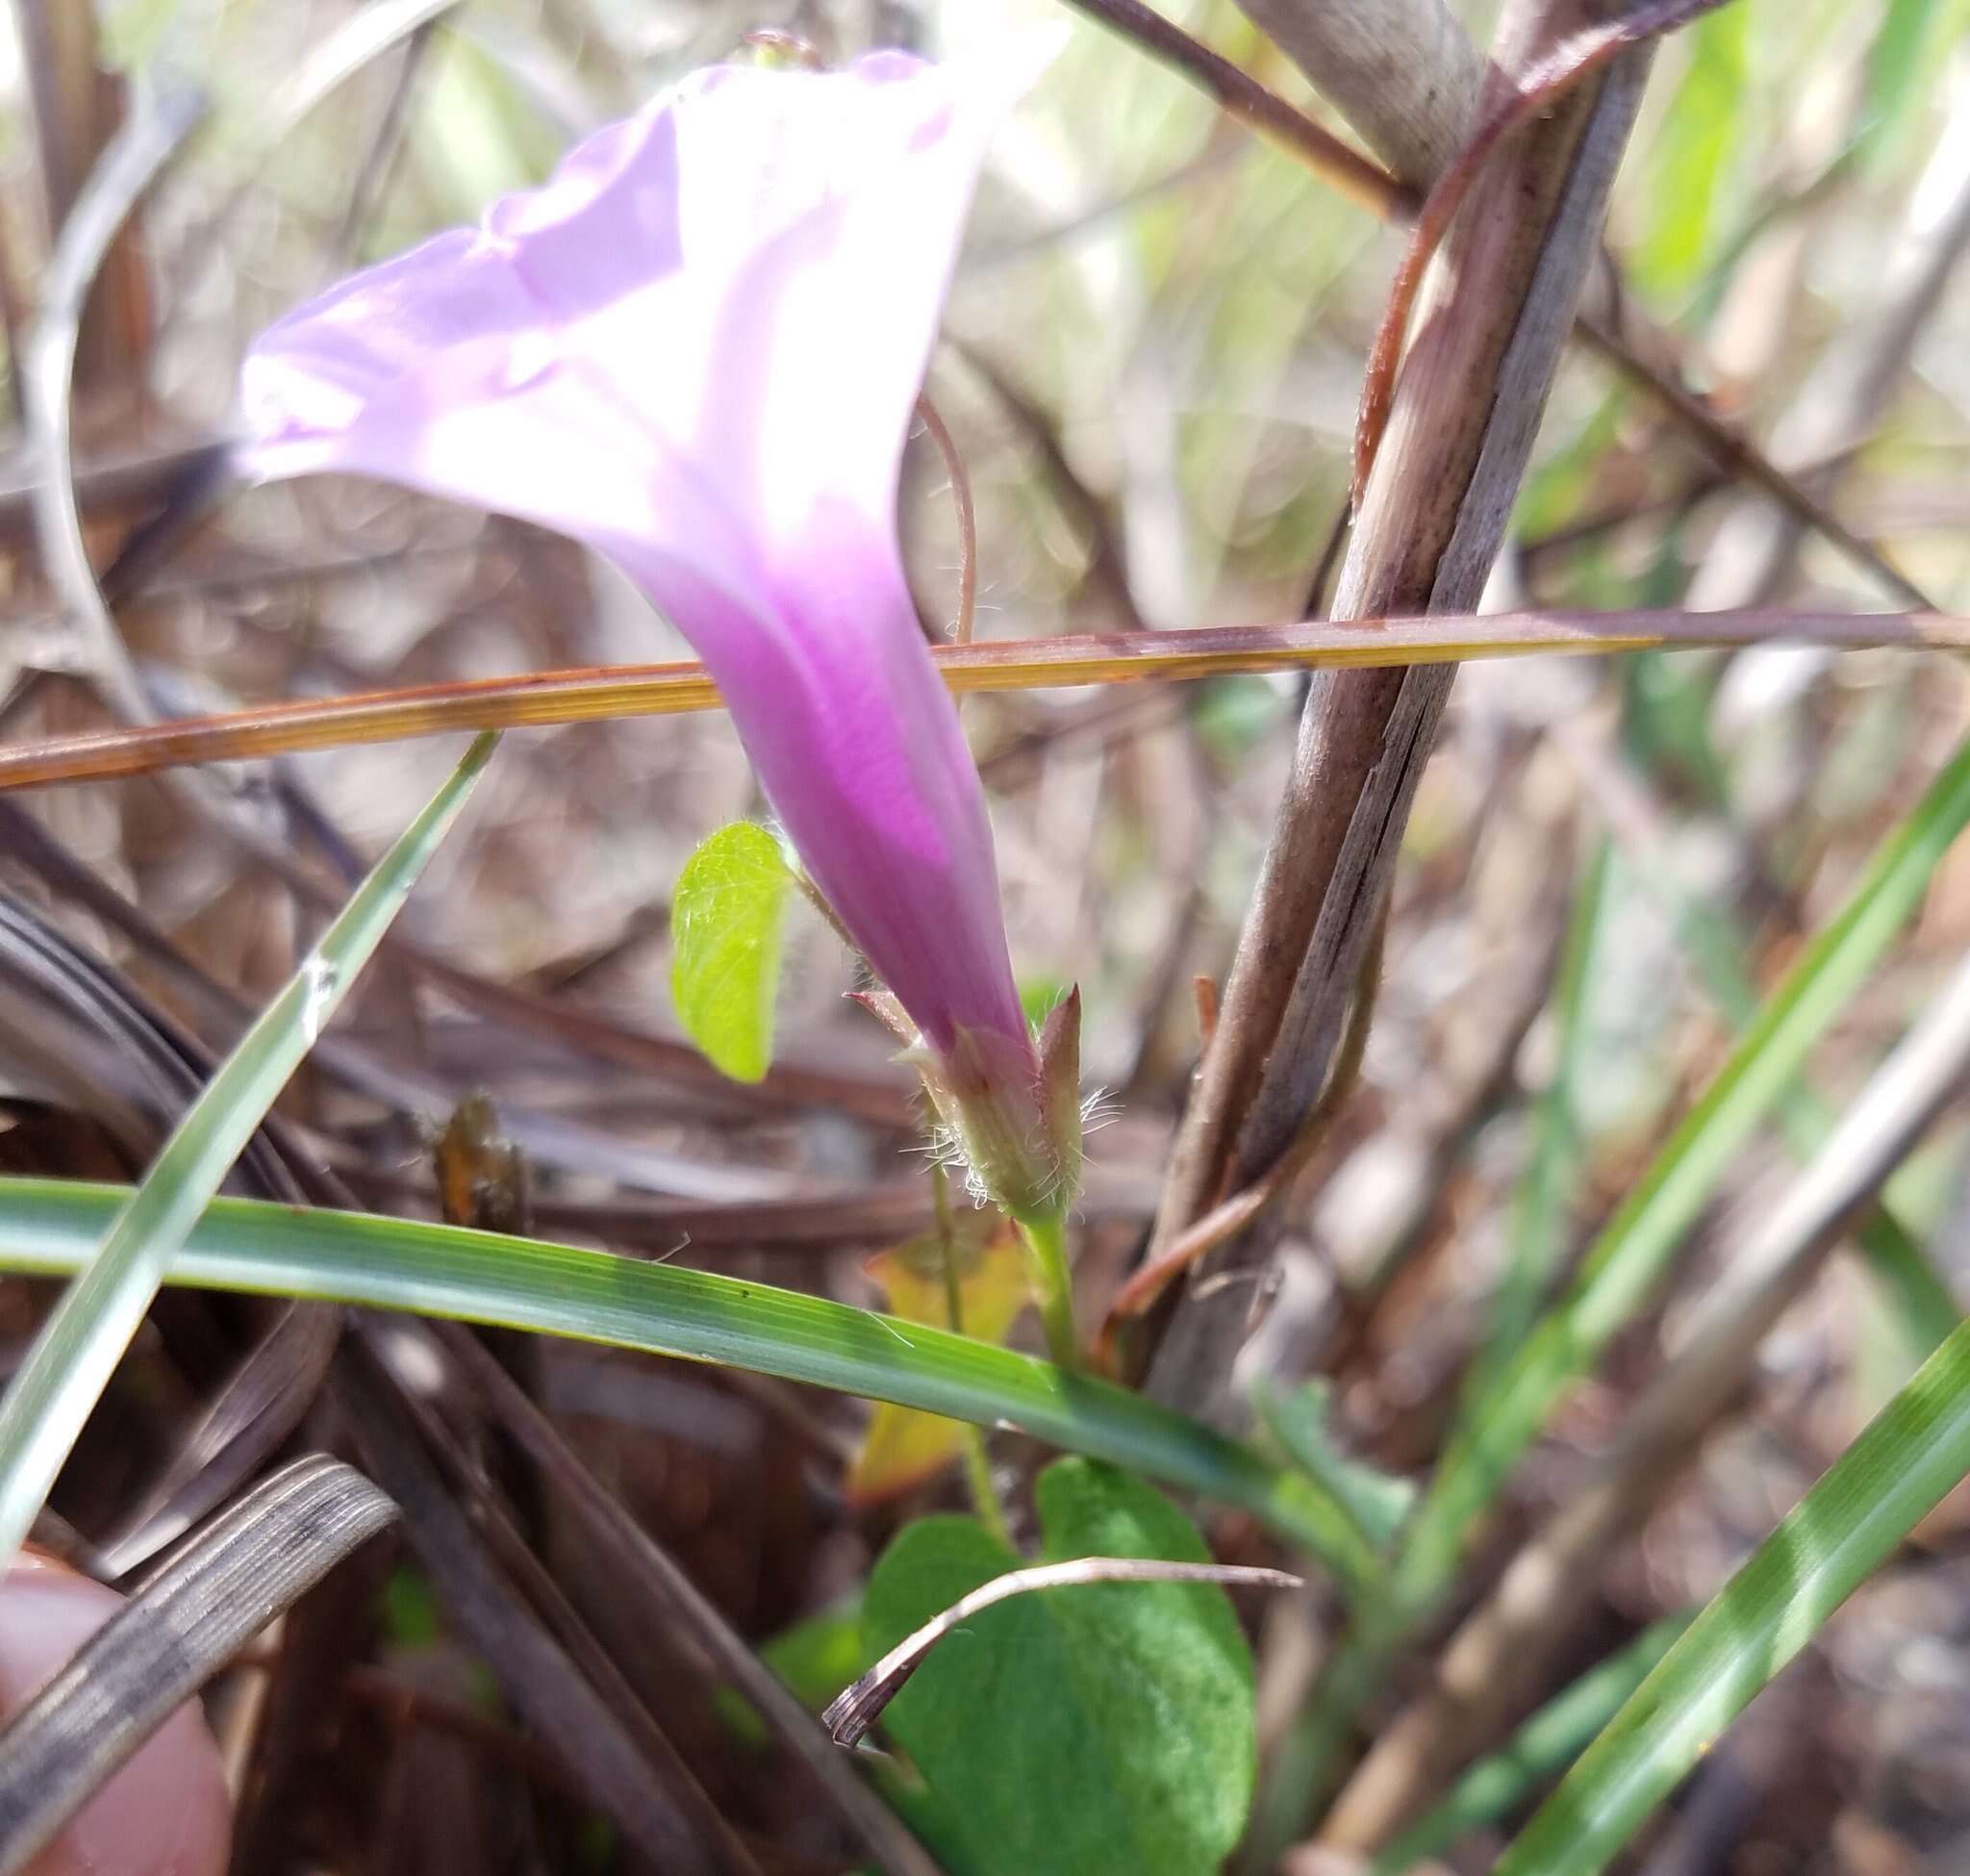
[935,1162,1012,1542]
[961,1423,1013,1548]
[1015,1206,1080,1370]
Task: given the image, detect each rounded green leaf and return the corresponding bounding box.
[670,821,793,1083]
[863,1458,1256,1876]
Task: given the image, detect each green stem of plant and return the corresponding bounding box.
[933,1164,1012,1540]
[961,1423,1013,1547]
[933,1164,965,1333]
[1016,1207,1080,1370]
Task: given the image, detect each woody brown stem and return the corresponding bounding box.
[1143,0,1659,1421]
[1095,911,1384,1370]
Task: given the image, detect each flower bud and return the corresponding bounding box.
[868,990,1083,1226]
[1036,985,1084,1209]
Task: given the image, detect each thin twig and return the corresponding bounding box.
[1573,317,1932,610]
[914,393,977,645]
[24,78,206,721]
[1068,0,1916,616]
[7,608,1967,792]
[822,1557,1302,1746]
[1686,97,1970,613]
[1059,0,1413,219]
[957,342,1148,631]
[326,19,437,268]
[1352,0,1736,504]
[1096,913,1385,1370]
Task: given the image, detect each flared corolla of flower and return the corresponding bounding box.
[239,45,1078,1227]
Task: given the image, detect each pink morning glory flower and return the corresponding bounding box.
[238,46,1078,1225]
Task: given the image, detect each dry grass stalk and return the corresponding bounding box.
[1145,0,1660,1418]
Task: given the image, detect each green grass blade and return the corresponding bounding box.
[0,1178,1379,1588]
[1495,1313,1970,1876]
[1392,730,1970,1627]
[1857,1218,1959,1361]
[0,733,497,1569]
[1620,787,1960,1358]
[1633,3,1750,297]
[1857,0,1957,171]
[1370,1614,1691,1876]
[1453,838,1613,1432]
[1611,650,1957,1354]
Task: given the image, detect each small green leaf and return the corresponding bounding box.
[670,822,794,1083]
[863,1458,1256,1876]
[1252,1379,1414,1550]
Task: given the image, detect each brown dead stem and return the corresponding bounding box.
[1140,0,1666,1419]
[1059,0,1415,217]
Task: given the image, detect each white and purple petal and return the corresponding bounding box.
[240,48,1048,1068]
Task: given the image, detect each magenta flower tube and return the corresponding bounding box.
[239,47,1082,1322]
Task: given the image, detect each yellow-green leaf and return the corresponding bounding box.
[849,1215,1029,1505]
[670,822,793,1083]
